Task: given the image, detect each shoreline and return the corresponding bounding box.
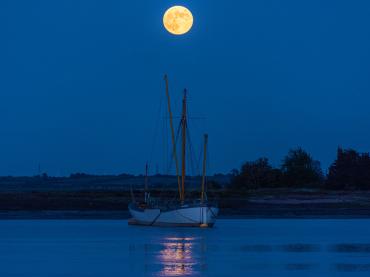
[1,189,370,219]
[1,208,370,220]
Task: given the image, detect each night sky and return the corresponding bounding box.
[1,0,370,176]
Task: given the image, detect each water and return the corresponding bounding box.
[0,219,370,276]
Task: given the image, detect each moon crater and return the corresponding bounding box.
[163,6,193,35]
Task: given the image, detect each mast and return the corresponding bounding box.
[201,134,208,203]
[181,89,187,202]
[164,75,182,200]
[144,162,149,203]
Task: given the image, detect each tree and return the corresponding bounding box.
[327,147,370,189]
[281,147,323,187]
[231,158,282,189]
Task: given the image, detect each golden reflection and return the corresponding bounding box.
[158,237,197,276]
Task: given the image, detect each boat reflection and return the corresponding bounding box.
[157,237,200,276]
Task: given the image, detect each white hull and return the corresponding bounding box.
[128,203,219,227]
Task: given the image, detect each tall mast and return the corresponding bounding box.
[144,162,149,203]
[181,89,187,203]
[201,134,208,203]
[164,75,182,200]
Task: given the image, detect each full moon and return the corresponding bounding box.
[163,6,193,35]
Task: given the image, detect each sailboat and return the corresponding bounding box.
[128,75,219,227]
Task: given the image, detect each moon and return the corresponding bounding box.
[163,6,193,35]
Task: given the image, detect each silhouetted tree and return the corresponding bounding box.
[69,173,93,179]
[232,158,282,189]
[327,147,370,189]
[281,147,323,187]
[207,180,222,190]
[230,169,239,177]
[118,173,135,178]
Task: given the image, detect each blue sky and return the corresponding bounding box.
[1,0,370,176]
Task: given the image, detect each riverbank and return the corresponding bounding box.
[1,189,369,219]
[1,208,370,219]
[0,189,370,219]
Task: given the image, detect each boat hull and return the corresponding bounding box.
[128,203,219,227]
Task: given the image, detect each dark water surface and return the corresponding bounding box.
[1,219,370,276]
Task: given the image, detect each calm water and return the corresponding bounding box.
[1,219,370,276]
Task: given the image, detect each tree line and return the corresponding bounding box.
[230,147,370,190]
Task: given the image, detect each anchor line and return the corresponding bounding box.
[149,211,162,226]
[205,207,217,222]
[208,207,217,218]
[174,209,202,224]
